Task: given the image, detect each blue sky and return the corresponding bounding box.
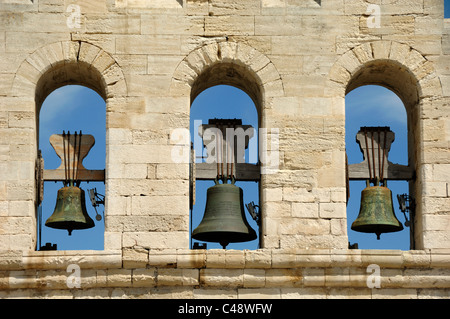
[39,83,411,251]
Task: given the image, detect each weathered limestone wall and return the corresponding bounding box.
[1,249,450,299]
[0,0,449,298]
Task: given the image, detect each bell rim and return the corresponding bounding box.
[44,220,95,230]
[350,223,404,233]
[192,230,257,244]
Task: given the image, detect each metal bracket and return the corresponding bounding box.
[246,201,261,226]
[397,193,415,227]
[36,150,44,206]
[190,143,196,210]
[88,188,104,221]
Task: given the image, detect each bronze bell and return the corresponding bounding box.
[351,185,403,240]
[45,185,95,236]
[192,182,257,249]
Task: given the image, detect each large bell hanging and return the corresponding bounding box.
[351,185,403,240]
[192,182,257,249]
[45,185,95,236]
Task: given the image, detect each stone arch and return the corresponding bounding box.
[11,40,127,110]
[172,41,284,250]
[327,40,441,108]
[170,41,284,121]
[328,40,443,250]
[328,40,442,170]
[12,41,127,250]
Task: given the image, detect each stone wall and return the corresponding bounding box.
[0,0,449,298]
[1,249,450,299]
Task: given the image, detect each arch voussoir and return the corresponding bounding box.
[12,40,127,105]
[170,41,284,104]
[327,40,441,106]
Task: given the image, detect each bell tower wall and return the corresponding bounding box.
[0,0,449,299]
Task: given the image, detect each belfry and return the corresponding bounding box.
[0,0,449,299]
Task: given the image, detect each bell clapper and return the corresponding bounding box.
[220,241,229,249]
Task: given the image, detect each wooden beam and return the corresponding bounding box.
[195,163,260,181]
[43,169,105,182]
[347,127,415,182]
[348,163,414,181]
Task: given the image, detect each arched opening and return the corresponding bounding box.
[34,56,108,250]
[38,85,106,250]
[35,60,107,110]
[190,78,262,250]
[346,85,410,249]
[172,42,282,250]
[345,59,419,250]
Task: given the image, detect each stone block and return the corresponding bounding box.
[106,215,188,232]
[205,15,255,36]
[266,268,302,287]
[131,195,189,215]
[283,187,315,202]
[115,0,183,9]
[158,268,199,286]
[156,163,189,180]
[291,203,319,218]
[122,231,188,249]
[244,250,272,269]
[280,217,329,235]
[123,248,149,268]
[423,181,448,197]
[115,35,181,55]
[104,231,122,250]
[106,269,132,287]
[209,0,260,16]
[237,288,281,299]
[319,203,347,218]
[423,214,450,232]
[243,269,266,288]
[262,188,283,202]
[141,15,204,35]
[200,268,243,287]
[85,14,141,34]
[359,15,415,36]
[255,15,303,36]
[186,0,209,16]
[132,268,156,287]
